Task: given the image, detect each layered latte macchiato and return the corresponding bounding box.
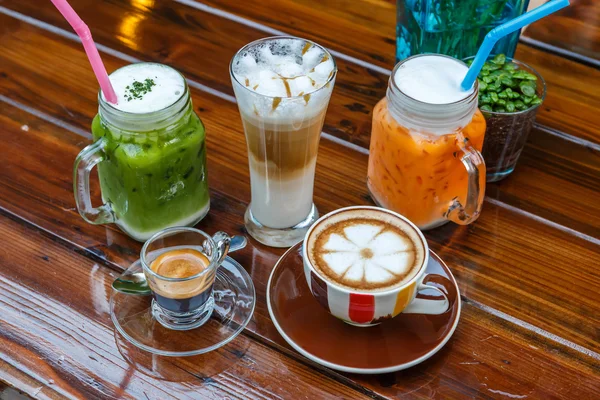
[231,37,336,247]
[307,208,425,291]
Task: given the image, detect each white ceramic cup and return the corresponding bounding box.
[303,206,449,326]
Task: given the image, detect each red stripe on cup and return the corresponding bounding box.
[310,271,330,312]
[348,293,375,324]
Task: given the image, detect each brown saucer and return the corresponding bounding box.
[267,243,461,374]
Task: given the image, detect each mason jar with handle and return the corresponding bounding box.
[367,54,486,230]
[74,62,210,241]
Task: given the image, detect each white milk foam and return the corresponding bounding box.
[102,63,186,113]
[309,209,425,291]
[231,38,335,121]
[394,55,473,104]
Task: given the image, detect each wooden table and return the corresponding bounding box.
[1,1,598,398]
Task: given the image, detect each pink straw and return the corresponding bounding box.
[50,0,118,104]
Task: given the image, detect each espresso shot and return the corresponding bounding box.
[148,248,215,313]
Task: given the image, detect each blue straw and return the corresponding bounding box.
[461,0,570,91]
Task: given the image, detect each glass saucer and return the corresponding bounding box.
[110,256,255,356]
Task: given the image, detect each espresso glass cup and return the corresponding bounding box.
[303,206,449,327]
[141,227,232,331]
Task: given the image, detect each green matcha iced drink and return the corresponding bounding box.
[74,63,209,241]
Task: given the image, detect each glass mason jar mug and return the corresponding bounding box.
[367,55,486,230]
[74,63,210,241]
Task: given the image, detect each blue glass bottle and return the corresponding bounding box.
[396,0,530,61]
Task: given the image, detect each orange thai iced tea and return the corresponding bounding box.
[367,54,486,230]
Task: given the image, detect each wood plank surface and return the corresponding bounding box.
[1,0,599,398]
[1,158,599,399]
[4,0,600,145]
[1,2,599,240]
[0,213,376,400]
[523,0,600,63]
[0,14,599,399]
[0,11,598,353]
[0,382,26,400]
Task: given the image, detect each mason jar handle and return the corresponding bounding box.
[445,139,486,225]
[73,139,115,225]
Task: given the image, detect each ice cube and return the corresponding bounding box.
[239,54,257,72]
[259,44,278,65]
[312,59,334,83]
[245,70,261,90]
[276,60,303,78]
[255,70,286,96]
[302,46,324,70]
[258,69,280,81]
[288,75,314,96]
[287,39,303,55]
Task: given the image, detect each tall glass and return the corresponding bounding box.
[73,63,210,242]
[230,37,337,248]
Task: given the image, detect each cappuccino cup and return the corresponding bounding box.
[303,206,449,327]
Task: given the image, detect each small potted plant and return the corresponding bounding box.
[466,54,547,182]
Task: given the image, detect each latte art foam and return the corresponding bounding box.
[308,209,425,291]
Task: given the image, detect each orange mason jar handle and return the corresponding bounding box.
[444,138,486,225]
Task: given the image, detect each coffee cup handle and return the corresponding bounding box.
[402,278,449,315]
[212,232,232,265]
[211,233,248,265]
